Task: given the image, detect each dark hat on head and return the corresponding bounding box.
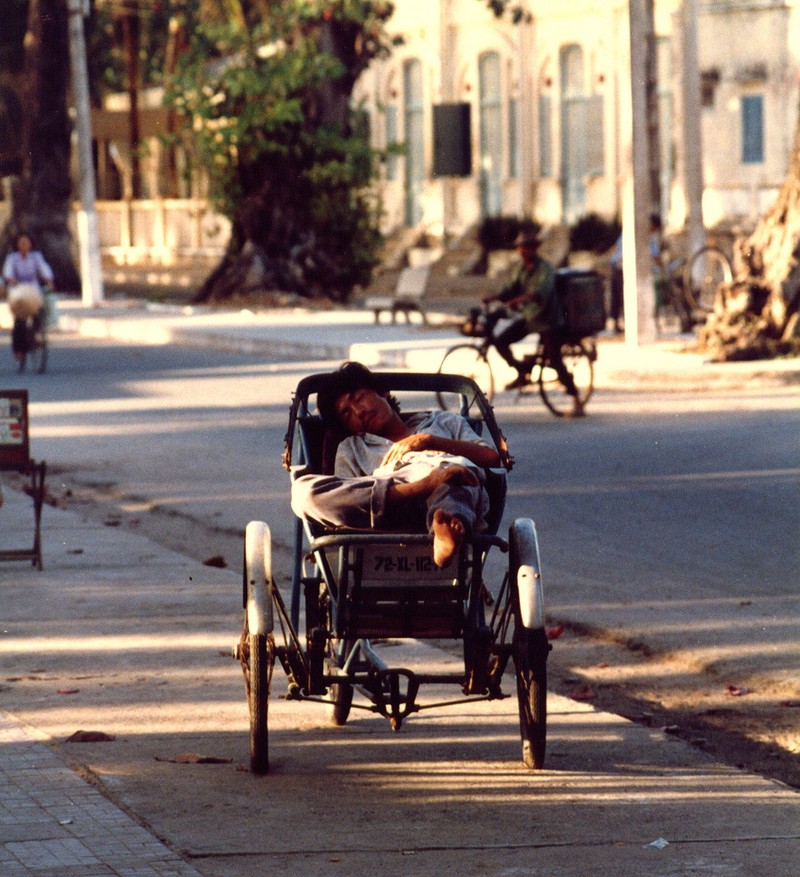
[513,228,542,249]
[317,361,385,425]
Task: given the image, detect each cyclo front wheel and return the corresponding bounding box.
[437,344,494,411]
[538,339,594,417]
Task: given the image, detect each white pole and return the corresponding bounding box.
[67,0,104,305]
[682,0,705,257]
[623,0,657,346]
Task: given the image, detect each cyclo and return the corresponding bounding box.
[235,370,551,774]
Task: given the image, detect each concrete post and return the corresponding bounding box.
[67,0,104,305]
[681,0,705,257]
[439,0,455,240]
[622,0,657,346]
[518,5,535,217]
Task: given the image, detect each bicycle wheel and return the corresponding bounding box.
[509,519,548,769]
[538,341,593,417]
[248,630,271,774]
[243,521,274,774]
[30,325,47,374]
[683,246,732,313]
[326,639,355,726]
[437,344,494,411]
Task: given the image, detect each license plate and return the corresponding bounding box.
[358,544,455,585]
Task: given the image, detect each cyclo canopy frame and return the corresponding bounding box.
[282,371,514,628]
[240,369,549,771]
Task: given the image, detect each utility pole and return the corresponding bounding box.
[681,0,705,258]
[67,0,104,305]
[123,1,141,199]
[622,0,657,345]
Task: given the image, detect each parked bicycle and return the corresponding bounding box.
[656,245,733,332]
[437,304,596,417]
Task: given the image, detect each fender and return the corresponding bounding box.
[245,520,273,636]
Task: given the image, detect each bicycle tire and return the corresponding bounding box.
[31,331,47,374]
[538,341,593,417]
[437,343,494,411]
[682,246,732,313]
[509,520,548,769]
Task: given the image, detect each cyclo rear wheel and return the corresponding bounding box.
[242,521,274,774]
[437,344,494,411]
[509,519,548,769]
[248,630,271,774]
[538,339,594,417]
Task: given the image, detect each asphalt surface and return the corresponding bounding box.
[1,297,799,876]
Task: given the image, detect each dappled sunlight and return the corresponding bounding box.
[0,632,233,654]
[333,763,790,805]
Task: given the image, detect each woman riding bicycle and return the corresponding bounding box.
[2,233,54,368]
[483,228,585,418]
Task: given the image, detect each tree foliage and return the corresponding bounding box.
[166,1,397,301]
[1,0,79,291]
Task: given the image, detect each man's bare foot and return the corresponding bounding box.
[431,509,466,568]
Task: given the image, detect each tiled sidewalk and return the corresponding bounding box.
[0,713,202,877]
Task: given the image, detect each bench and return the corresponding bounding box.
[364,266,430,325]
[0,389,46,570]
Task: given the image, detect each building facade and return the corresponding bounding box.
[354,0,800,240]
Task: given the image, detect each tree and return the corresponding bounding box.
[167,1,396,302]
[1,0,79,292]
[700,105,800,361]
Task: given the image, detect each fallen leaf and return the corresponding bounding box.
[203,555,227,568]
[726,685,752,697]
[156,752,233,764]
[569,683,596,701]
[65,730,115,743]
[57,689,80,695]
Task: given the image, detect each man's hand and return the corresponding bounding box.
[386,464,480,507]
[381,433,439,468]
[382,432,501,471]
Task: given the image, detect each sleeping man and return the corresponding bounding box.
[290,362,501,567]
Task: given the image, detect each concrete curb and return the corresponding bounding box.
[51,300,799,392]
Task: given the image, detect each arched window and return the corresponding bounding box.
[479,51,503,217]
[403,59,425,226]
[560,44,588,222]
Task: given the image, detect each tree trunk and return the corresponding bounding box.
[2,0,79,292]
[699,102,800,360]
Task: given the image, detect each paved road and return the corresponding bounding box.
[1,311,798,875]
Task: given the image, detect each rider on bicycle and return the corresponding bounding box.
[482,228,585,417]
[2,233,54,366]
